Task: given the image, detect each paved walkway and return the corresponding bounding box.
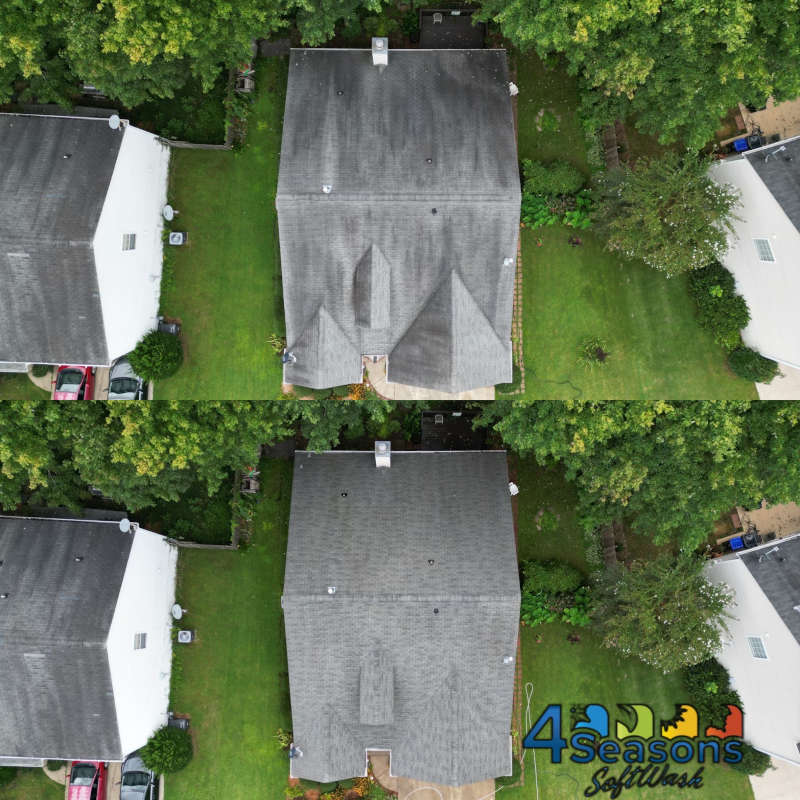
[749,758,800,800]
[365,357,494,401]
[371,752,495,800]
[756,363,800,399]
[26,366,54,392]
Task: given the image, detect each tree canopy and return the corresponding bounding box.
[477,0,800,149]
[479,400,800,548]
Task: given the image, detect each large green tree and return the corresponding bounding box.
[593,553,732,672]
[477,0,800,148]
[479,400,800,548]
[596,151,740,276]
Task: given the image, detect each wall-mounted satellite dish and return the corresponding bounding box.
[162,204,175,222]
[108,114,121,130]
[119,518,131,533]
[171,604,185,620]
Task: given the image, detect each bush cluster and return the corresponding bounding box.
[687,262,750,351]
[727,346,780,383]
[31,364,51,378]
[129,330,184,381]
[0,767,16,787]
[679,658,741,729]
[731,743,772,776]
[522,158,585,198]
[520,559,591,628]
[520,159,592,230]
[141,725,193,774]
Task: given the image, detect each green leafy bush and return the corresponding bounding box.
[561,586,592,626]
[46,760,66,770]
[679,658,742,729]
[727,347,779,383]
[578,336,610,368]
[522,159,584,198]
[274,727,292,750]
[129,330,183,381]
[730,743,772,776]
[401,9,420,38]
[0,767,16,787]
[141,725,193,774]
[521,193,558,228]
[31,364,51,378]
[522,559,584,595]
[521,591,558,626]
[688,262,750,350]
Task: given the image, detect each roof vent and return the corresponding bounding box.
[375,441,391,468]
[108,114,121,130]
[322,184,332,194]
[503,655,514,665]
[327,585,337,595]
[504,257,515,267]
[119,518,131,533]
[372,37,388,68]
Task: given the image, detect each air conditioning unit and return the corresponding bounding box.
[168,231,188,246]
[177,630,195,644]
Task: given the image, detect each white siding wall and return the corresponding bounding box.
[711,158,800,368]
[107,528,178,757]
[92,125,170,363]
[706,557,800,764]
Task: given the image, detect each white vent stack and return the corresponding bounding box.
[375,440,391,468]
[372,37,388,68]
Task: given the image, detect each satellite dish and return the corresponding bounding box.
[119,518,131,533]
[108,114,121,130]
[171,604,184,620]
[162,204,175,221]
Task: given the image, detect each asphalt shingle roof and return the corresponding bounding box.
[0,114,122,365]
[278,49,519,392]
[0,517,132,760]
[283,451,519,786]
[740,535,800,645]
[745,137,800,233]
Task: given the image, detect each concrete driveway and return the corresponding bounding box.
[364,357,495,401]
[370,752,495,800]
[749,758,800,800]
[757,363,800,399]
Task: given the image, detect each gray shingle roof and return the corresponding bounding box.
[0,114,122,365]
[277,49,519,392]
[0,517,133,760]
[740,535,800,645]
[283,451,519,786]
[745,137,800,233]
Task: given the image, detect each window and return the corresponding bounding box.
[122,233,137,251]
[746,635,768,660]
[753,238,775,262]
[133,632,147,650]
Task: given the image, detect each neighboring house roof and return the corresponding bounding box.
[745,137,800,232]
[283,450,519,786]
[277,48,520,392]
[0,115,124,365]
[739,535,800,645]
[0,517,132,760]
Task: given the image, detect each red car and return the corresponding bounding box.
[67,761,106,800]
[54,365,95,400]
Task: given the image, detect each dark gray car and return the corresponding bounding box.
[120,753,157,800]
[108,357,145,400]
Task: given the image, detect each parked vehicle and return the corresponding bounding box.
[54,365,95,400]
[67,761,106,800]
[108,357,146,400]
[121,752,158,800]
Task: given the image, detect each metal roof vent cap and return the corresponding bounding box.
[372,37,388,68]
[375,440,391,468]
[327,585,337,595]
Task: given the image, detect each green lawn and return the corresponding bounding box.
[165,459,292,800]
[514,52,756,400]
[503,456,754,800]
[0,769,63,800]
[0,374,49,400]
[156,58,287,399]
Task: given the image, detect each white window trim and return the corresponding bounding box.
[752,237,776,263]
[133,632,147,650]
[122,233,137,252]
[746,634,769,660]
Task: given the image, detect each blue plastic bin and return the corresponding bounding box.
[733,138,749,152]
[730,536,745,550]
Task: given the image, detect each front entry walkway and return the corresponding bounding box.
[364,357,495,401]
[370,752,495,800]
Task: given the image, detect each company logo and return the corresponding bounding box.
[523,702,744,797]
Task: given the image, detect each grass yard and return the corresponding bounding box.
[0,769,63,800]
[504,456,754,800]
[513,51,756,400]
[165,458,292,800]
[156,57,287,399]
[0,374,49,400]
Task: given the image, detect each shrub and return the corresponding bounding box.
[522,158,585,198]
[274,727,293,751]
[46,760,66,770]
[679,658,742,729]
[31,364,51,378]
[0,767,16,787]
[561,586,592,626]
[522,559,584,595]
[727,347,779,383]
[688,262,750,350]
[578,336,610,368]
[520,591,558,626]
[129,330,183,380]
[730,743,772,776]
[140,725,193,774]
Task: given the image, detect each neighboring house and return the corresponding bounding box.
[711,136,800,369]
[0,516,178,766]
[706,533,800,765]
[282,445,520,786]
[277,42,520,393]
[0,114,170,372]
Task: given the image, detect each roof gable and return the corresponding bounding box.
[354,244,391,329]
[745,137,800,233]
